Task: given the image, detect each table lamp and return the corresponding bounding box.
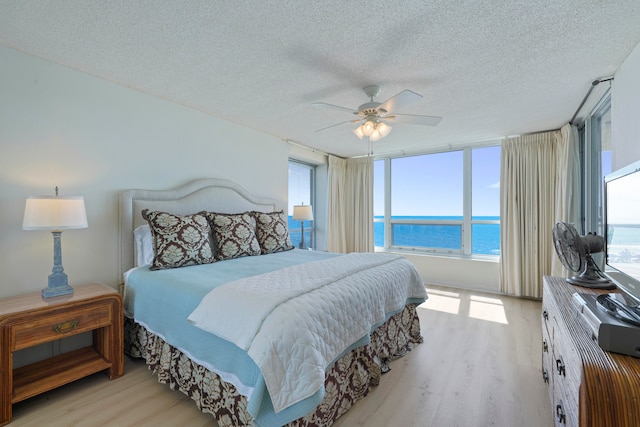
[22,187,88,298]
[293,204,313,250]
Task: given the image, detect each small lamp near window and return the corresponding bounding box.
[22,187,88,298]
[293,204,313,250]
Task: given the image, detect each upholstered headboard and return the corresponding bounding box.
[119,178,280,278]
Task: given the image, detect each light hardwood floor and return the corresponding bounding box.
[9,286,552,427]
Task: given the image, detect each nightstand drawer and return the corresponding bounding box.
[10,303,112,351]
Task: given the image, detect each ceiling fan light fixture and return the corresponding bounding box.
[353,125,364,139]
[369,129,382,142]
[361,119,376,136]
[376,121,392,138]
[354,120,392,142]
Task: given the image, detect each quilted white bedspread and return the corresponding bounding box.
[188,252,426,413]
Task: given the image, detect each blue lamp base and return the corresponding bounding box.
[42,285,74,298]
[42,231,75,299]
[298,221,307,250]
[42,275,74,298]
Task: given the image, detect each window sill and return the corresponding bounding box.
[375,247,500,263]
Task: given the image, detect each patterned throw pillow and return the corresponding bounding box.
[207,212,261,260]
[142,209,215,270]
[251,210,294,254]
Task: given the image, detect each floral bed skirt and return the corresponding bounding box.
[124,303,422,426]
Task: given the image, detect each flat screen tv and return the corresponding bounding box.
[604,159,640,305]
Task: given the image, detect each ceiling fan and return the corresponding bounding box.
[312,85,442,141]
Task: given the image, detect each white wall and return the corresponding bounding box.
[612,42,640,170]
[401,253,500,293]
[0,46,288,298]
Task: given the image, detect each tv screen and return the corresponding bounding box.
[604,159,640,305]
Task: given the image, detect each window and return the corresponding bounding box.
[374,145,501,256]
[288,160,315,249]
[581,95,611,235]
[471,146,501,255]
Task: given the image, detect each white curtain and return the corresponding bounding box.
[551,124,581,277]
[500,124,580,297]
[327,155,374,253]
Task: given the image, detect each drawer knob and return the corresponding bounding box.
[556,356,565,376]
[556,401,566,424]
[543,340,548,352]
[53,319,79,334]
[542,370,549,383]
[542,310,549,320]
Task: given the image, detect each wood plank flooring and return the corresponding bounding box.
[334,286,552,427]
[9,286,552,427]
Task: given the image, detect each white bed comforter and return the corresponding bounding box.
[188,252,426,413]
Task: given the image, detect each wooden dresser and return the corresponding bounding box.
[0,283,124,426]
[542,276,640,426]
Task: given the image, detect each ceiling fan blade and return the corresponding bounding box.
[384,113,442,126]
[314,119,360,132]
[312,102,358,115]
[377,90,422,113]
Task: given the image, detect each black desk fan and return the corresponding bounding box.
[552,221,615,289]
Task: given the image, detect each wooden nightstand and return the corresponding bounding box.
[0,283,124,426]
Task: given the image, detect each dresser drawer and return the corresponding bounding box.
[551,338,579,426]
[553,316,581,385]
[541,318,553,380]
[542,304,551,340]
[9,302,112,351]
[542,285,556,344]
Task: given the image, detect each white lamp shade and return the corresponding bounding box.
[362,120,376,136]
[23,196,88,230]
[353,125,364,140]
[377,121,392,138]
[354,120,392,141]
[292,205,313,221]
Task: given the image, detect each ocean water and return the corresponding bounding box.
[375,216,500,255]
[289,216,501,255]
[288,217,312,248]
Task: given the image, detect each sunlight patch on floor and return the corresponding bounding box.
[420,288,461,314]
[422,287,509,324]
[469,295,508,324]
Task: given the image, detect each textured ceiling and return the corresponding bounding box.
[1,1,640,158]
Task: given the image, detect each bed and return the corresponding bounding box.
[119,178,427,427]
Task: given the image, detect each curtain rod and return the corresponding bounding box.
[569,76,614,125]
[284,138,329,156]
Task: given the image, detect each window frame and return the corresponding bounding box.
[580,91,611,236]
[374,143,501,258]
[288,159,316,249]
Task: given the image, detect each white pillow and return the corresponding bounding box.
[134,224,154,267]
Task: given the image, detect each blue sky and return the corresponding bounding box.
[288,146,502,217]
[374,146,501,217]
[288,163,312,213]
